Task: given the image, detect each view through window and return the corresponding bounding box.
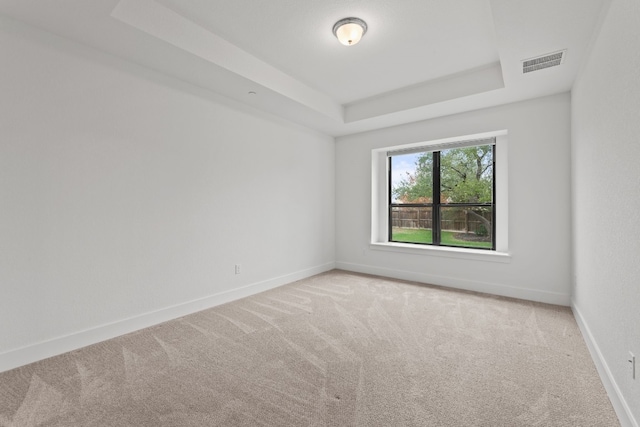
[389,140,495,250]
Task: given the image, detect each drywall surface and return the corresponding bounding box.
[336,93,572,305]
[0,18,335,364]
[572,0,640,423]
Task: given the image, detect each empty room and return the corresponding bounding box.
[1,0,638,425]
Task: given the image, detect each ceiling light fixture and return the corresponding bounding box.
[332,17,367,46]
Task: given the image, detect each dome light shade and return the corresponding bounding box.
[332,17,367,46]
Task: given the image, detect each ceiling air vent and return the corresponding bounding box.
[522,50,566,74]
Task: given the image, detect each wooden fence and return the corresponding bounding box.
[391,207,491,233]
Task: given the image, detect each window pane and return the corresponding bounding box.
[440,206,493,248]
[391,206,433,244]
[391,152,433,203]
[440,145,493,204]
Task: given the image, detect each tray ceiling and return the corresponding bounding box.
[0,0,608,136]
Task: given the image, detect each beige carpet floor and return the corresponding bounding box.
[0,270,619,426]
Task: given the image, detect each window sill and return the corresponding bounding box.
[369,242,511,263]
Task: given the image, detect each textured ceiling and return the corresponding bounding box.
[0,0,609,136]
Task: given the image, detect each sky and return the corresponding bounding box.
[390,153,419,202]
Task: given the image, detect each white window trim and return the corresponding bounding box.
[371,130,510,261]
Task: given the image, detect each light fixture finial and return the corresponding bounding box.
[332,17,367,46]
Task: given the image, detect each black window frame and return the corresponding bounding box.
[388,142,496,251]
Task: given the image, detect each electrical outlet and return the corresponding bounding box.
[235,264,241,275]
[629,352,636,380]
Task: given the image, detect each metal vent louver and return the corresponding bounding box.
[522,50,566,73]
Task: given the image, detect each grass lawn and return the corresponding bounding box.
[391,227,492,249]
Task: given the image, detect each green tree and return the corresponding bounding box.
[393,145,493,237]
[393,153,434,203]
[440,146,493,203]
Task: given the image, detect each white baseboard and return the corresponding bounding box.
[335,261,571,306]
[0,262,335,373]
[572,302,638,427]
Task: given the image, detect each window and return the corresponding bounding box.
[388,139,495,250]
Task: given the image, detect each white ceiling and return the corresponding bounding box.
[0,0,608,136]
[156,0,500,104]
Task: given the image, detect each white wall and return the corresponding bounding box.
[0,18,335,371]
[571,0,640,424]
[336,93,572,305]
